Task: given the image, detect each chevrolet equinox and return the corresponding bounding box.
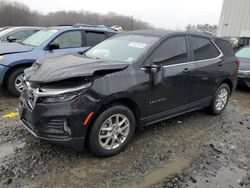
[18,30,239,157]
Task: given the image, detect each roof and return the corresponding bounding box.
[121,29,216,39]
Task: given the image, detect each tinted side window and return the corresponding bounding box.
[52,31,82,49]
[152,36,188,65]
[4,30,37,41]
[191,37,220,61]
[85,32,106,46]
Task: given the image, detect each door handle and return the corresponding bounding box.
[182,68,190,73]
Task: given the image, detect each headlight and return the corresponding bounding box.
[0,56,4,61]
[41,92,79,103]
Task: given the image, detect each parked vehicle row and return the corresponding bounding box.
[0,25,117,96]
[18,30,238,156]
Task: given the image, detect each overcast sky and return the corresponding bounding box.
[11,0,224,29]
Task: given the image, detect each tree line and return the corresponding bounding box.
[186,24,218,35]
[0,1,153,30]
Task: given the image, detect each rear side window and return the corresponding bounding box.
[215,38,235,57]
[191,37,220,61]
[85,31,106,46]
[152,36,188,65]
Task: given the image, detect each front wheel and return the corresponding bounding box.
[88,105,136,157]
[209,83,230,115]
[6,68,26,97]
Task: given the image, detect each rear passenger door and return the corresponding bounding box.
[189,36,222,102]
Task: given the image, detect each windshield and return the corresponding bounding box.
[22,29,58,47]
[85,35,159,63]
[236,47,250,59]
[0,28,16,38]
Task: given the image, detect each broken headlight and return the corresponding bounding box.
[41,92,80,103]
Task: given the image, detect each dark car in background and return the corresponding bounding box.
[236,46,250,88]
[18,30,238,157]
[0,27,42,43]
[0,25,117,96]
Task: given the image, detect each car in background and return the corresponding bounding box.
[0,27,42,43]
[236,46,250,88]
[0,25,117,96]
[111,25,123,32]
[18,30,238,156]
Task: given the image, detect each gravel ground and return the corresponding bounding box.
[0,87,249,188]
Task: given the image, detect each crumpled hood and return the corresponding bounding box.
[239,58,250,70]
[24,53,129,83]
[0,42,33,55]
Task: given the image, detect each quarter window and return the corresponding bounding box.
[52,31,82,49]
[85,32,106,46]
[152,36,188,65]
[191,37,220,61]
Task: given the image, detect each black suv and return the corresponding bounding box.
[18,30,238,157]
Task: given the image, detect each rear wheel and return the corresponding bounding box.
[6,68,25,97]
[209,83,230,115]
[88,105,135,157]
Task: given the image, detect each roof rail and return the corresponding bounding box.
[73,23,108,28]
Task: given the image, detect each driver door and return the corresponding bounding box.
[143,35,196,122]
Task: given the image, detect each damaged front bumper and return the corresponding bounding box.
[18,86,99,151]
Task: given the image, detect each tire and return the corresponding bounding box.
[209,83,230,115]
[6,68,26,97]
[88,105,136,157]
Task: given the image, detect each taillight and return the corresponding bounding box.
[236,59,240,66]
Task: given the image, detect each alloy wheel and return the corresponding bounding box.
[215,88,228,111]
[15,73,25,93]
[98,114,130,150]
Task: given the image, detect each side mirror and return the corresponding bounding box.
[47,43,60,51]
[7,36,17,42]
[144,64,159,73]
[143,64,164,86]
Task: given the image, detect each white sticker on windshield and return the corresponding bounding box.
[129,42,147,49]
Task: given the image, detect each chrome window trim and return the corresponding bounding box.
[141,38,223,70]
[162,40,223,68]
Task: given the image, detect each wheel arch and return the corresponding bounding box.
[84,96,142,148]
[2,63,33,87]
[219,78,233,95]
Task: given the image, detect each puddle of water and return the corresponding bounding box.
[121,157,190,188]
[189,166,247,188]
[0,142,25,162]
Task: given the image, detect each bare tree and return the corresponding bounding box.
[186,24,218,36]
[0,0,153,30]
